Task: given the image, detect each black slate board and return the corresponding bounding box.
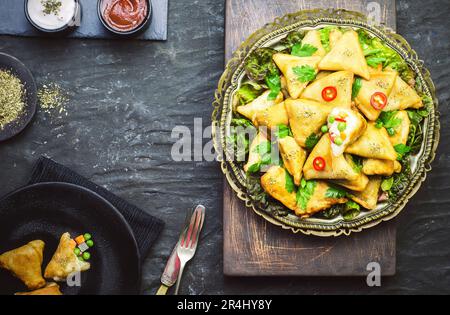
[0,0,168,40]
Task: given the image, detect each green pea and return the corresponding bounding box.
[86,240,94,247]
[321,125,328,133]
[334,137,343,145]
[78,256,85,262]
[84,233,92,241]
[82,252,91,260]
[74,248,81,256]
[328,116,335,123]
[338,122,347,132]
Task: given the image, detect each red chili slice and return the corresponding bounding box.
[370,92,388,110]
[335,117,346,122]
[321,86,337,102]
[313,157,326,171]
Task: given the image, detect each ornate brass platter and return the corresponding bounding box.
[212,9,439,236]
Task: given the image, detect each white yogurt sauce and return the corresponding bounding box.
[327,108,360,156]
[27,0,76,30]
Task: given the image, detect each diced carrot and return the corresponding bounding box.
[341,132,347,140]
[75,235,85,245]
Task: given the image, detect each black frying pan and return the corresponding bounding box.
[0,52,37,142]
[0,182,140,295]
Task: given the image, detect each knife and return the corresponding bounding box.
[155,206,196,295]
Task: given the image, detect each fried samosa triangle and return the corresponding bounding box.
[254,101,289,132]
[244,132,269,172]
[348,176,382,210]
[236,90,284,126]
[272,53,321,99]
[296,180,348,217]
[384,75,423,111]
[318,30,371,80]
[278,136,307,186]
[355,70,398,121]
[388,110,411,146]
[15,283,63,296]
[362,158,401,176]
[332,155,369,192]
[301,70,354,108]
[303,135,360,181]
[284,98,332,147]
[301,30,326,57]
[345,122,397,161]
[0,240,46,290]
[44,233,90,281]
[260,166,298,212]
[327,108,367,156]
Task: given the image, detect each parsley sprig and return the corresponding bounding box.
[293,65,316,82]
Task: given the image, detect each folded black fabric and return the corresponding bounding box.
[29,156,164,259]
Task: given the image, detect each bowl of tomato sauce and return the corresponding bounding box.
[98,0,151,36]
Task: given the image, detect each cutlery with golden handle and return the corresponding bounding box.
[155,206,197,295]
[174,205,205,295]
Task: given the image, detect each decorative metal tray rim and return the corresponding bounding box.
[212,9,440,237]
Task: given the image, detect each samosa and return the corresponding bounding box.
[273,53,321,99]
[285,98,332,147]
[0,240,46,290]
[345,122,397,160]
[237,90,284,125]
[348,177,382,210]
[44,233,90,282]
[278,136,307,185]
[301,70,353,108]
[303,135,360,181]
[318,30,370,80]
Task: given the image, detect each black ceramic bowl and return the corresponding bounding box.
[24,0,81,34]
[98,0,152,36]
[0,182,141,295]
[0,53,37,142]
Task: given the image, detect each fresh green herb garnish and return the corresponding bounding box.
[376,111,402,136]
[247,140,275,173]
[228,118,256,162]
[342,201,361,221]
[357,29,414,81]
[325,186,347,199]
[318,26,338,52]
[394,143,412,160]
[305,133,320,150]
[274,124,293,139]
[265,75,281,100]
[244,48,280,82]
[236,81,263,105]
[351,77,362,100]
[276,31,306,52]
[291,43,318,57]
[285,171,295,193]
[293,65,316,82]
[381,177,394,191]
[366,56,386,68]
[296,179,317,210]
[350,155,363,173]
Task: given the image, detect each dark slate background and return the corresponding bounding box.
[0,0,449,294]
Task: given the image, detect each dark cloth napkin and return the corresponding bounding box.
[28,156,164,259]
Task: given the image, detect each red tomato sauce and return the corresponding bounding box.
[102,0,148,32]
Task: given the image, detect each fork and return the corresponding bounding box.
[174,204,205,295]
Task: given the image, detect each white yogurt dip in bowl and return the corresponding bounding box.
[25,0,81,33]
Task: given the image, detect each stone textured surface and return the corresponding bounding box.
[0,0,449,294]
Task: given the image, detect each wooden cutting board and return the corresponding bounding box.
[223,0,397,276]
